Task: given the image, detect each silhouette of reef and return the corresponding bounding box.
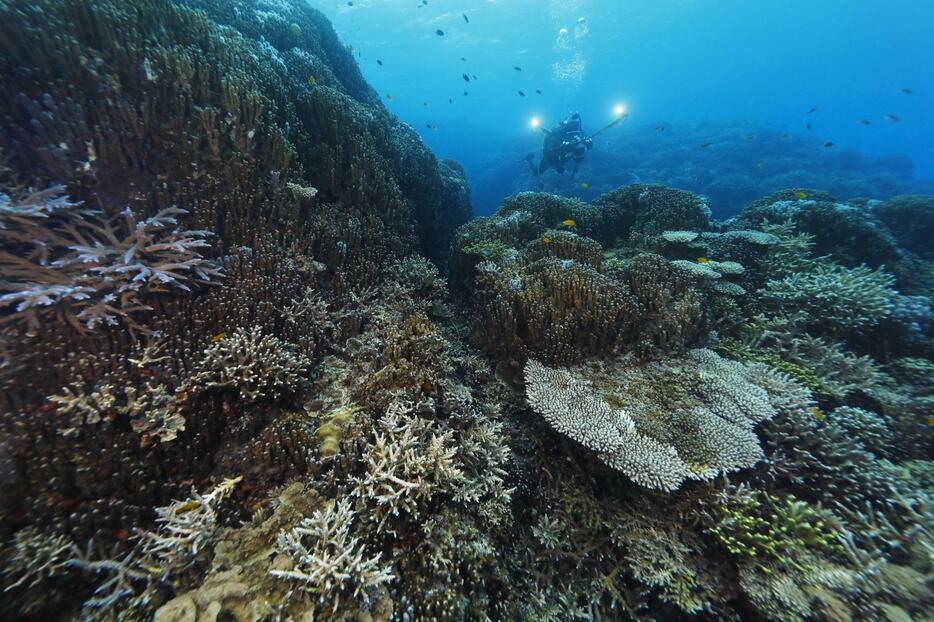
[0,2,932,622]
[474,120,934,218]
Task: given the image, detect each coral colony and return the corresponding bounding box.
[0,1,931,621]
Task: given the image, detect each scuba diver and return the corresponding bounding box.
[524,109,628,177]
[525,112,592,177]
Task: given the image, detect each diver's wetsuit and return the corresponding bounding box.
[526,113,593,177]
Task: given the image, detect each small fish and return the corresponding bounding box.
[654,124,666,131]
[793,191,809,199]
[174,500,203,514]
[423,101,430,107]
[514,66,522,71]
[463,91,468,96]
[806,123,812,131]
[542,236,552,244]
[211,332,227,343]
[747,133,758,140]
[808,106,819,113]
[810,407,825,421]
[448,98,453,103]
[756,162,765,170]
[461,57,467,62]
[386,93,393,101]
[463,73,470,82]
[696,257,709,264]
[859,119,872,125]
[463,12,469,23]
[307,75,317,85]
[435,29,445,37]
[823,142,835,147]
[426,123,433,129]
[580,182,589,189]
[347,1,353,5]
[289,23,302,37]
[781,132,791,139]
[472,74,478,80]
[561,219,576,228]
[884,114,901,122]
[535,89,542,94]
[928,415,934,426]
[518,90,525,97]
[700,142,713,148]
[899,88,913,94]
[377,59,383,66]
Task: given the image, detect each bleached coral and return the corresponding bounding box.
[525,351,783,491]
[188,326,311,401]
[269,498,393,611]
[0,188,222,334]
[70,477,240,613]
[1,527,73,596]
[352,400,463,532]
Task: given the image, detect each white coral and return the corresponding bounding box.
[270,498,393,611]
[525,350,785,492]
[352,400,462,532]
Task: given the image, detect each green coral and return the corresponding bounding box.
[712,488,841,573]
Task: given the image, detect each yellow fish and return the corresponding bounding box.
[289,23,302,37]
[793,191,808,200]
[307,75,317,85]
[561,219,576,228]
[386,93,393,102]
[580,182,589,189]
[211,332,227,343]
[696,257,709,264]
[756,162,765,170]
[542,236,552,244]
[810,406,825,421]
[928,415,934,426]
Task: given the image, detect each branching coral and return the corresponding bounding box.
[188,326,311,401]
[270,497,393,612]
[49,379,185,444]
[524,350,783,491]
[70,477,240,614]
[760,263,896,333]
[352,400,463,532]
[0,188,222,334]
[711,486,841,572]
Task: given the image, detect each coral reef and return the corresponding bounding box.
[0,0,931,620]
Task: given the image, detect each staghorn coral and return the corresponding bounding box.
[70,477,240,615]
[352,400,463,533]
[524,349,783,491]
[188,326,311,402]
[269,497,393,613]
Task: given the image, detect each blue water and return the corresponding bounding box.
[316,0,934,214]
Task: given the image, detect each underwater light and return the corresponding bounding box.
[530,116,541,129]
[614,104,627,117]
